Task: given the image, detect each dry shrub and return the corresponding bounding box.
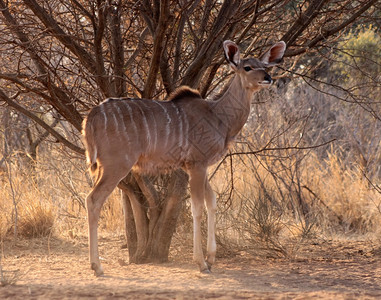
[211,157,274,256]
[209,77,381,256]
[1,145,126,242]
[0,182,11,239]
[210,147,381,259]
[236,190,289,257]
[307,151,381,234]
[211,152,311,258]
[0,267,23,286]
[99,189,124,234]
[0,159,57,239]
[211,135,381,255]
[0,74,379,259]
[17,202,54,238]
[1,173,55,239]
[0,169,18,239]
[0,211,9,240]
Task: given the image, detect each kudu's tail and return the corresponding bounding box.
[82,116,98,176]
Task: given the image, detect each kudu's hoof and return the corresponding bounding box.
[206,262,213,272]
[199,262,212,274]
[91,263,104,277]
[201,268,212,274]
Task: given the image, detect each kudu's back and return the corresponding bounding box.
[82,87,225,175]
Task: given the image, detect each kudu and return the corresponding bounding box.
[82,40,286,276]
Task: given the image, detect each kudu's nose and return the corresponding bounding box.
[264,73,272,83]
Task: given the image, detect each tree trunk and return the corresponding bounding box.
[119,170,189,263]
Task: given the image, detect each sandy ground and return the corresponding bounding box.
[1,235,381,299]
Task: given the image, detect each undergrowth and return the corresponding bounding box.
[1,132,380,260]
[0,83,380,260]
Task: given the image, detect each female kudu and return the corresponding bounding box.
[82,40,286,276]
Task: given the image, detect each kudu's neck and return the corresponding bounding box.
[213,75,255,140]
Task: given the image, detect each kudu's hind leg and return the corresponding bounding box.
[86,165,131,276]
[205,180,217,270]
[189,167,209,273]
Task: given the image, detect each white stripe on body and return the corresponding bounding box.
[99,98,111,105]
[120,101,138,136]
[171,102,184,157]
[154,101,171,150]
[112,101,129,142]
[130,101,152,152]
[110,103,119,134]
[140,101,157,153]
[99,104,109,145]
[181,107,190,156]
[120,101,139,152]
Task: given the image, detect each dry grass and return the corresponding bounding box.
[0,265,24,287]
[0,84,380,261]
[17,203,54,239]
[1,140,379,261]
[207,147,381,259]
[0,169,55,239]
[98,189,125,234]
[307,152,381,234]
[0,152,125,242]
[204,82,381,257]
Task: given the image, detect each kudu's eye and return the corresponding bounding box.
[243,66,252,72]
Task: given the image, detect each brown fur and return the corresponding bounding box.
[83,40,286,276]
[168,86,202,101]
[82,116,99,176]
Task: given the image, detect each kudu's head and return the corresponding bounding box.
[223,40,286,91]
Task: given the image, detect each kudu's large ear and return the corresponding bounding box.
[223,40,240,69]
[260,41,286,66]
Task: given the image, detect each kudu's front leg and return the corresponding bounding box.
[86,191,105,277]
[189,167,210,273]
[205,180,217,270]
[86,169,128,276]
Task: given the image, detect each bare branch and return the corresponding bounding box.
[0,89,85,155]
[285,0,378,56]
[209,139,337,181]
[142,0,170,98]
[281,0,328,46]
[21,0,99,80]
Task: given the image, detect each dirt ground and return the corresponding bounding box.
[1,235,381,299]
